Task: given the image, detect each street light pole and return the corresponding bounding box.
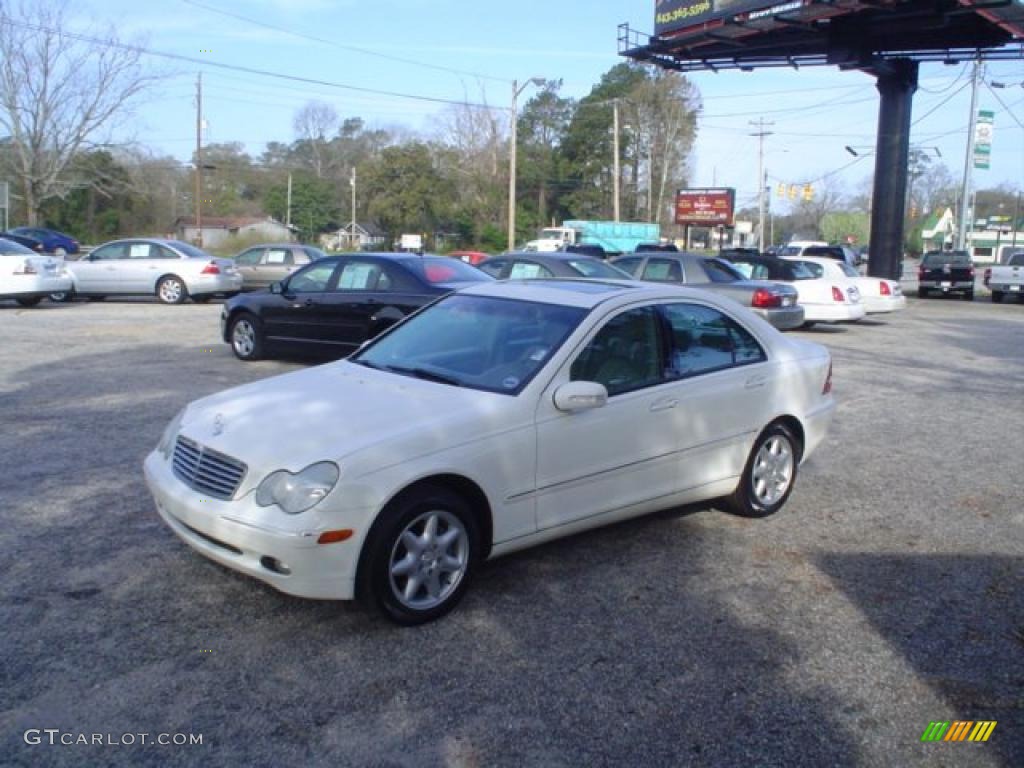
[508,77,545,252]
[957,61,982,251]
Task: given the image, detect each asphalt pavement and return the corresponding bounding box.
[1,292,1021,767]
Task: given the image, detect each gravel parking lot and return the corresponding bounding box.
[1,290,1022,767]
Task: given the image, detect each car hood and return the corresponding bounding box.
[177,361,514,478]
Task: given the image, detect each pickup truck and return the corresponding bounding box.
[917,250,975,300]
[983,251,1024,303]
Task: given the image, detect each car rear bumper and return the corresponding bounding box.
[753,305,805,331]
[144,451,358,600]
[802,302,867,323]
[188,274,244,296]
[989,283,1023,293]
[919,280,973,292]
[862,295,907,313]
[0,273,72,299]
[801,397,835,464]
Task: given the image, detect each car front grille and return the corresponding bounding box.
[172,435,247,500]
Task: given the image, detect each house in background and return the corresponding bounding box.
[920,207,956,252]
[320,222,388,251]
[175,216,293,248]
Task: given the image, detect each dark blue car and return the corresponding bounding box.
[8,227,80,256]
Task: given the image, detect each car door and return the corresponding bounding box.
[73,242,129,292]
[534,304,680,531]
[659,302,773,488]
[124,242,177,292]
[260,247,297,287]
[233,247,264,289]
[261,260,340,344]
[314,259,397,349]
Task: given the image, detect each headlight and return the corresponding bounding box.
[157,407,186,460]
[255,462,339,515]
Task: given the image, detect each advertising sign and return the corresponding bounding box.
[973,110,993,170]
[655,0,791,36]
[674,188,736,226]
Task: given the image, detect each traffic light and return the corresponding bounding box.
[788,184,798,200]
[776,183,786,198]
[802,184,813,201]
[910,204,918,219]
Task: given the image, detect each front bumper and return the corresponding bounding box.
[754,304,805,331]
[144,451,361,600]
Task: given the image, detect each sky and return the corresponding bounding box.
[69,0,1024,216]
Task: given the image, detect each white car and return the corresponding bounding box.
[58,238,242,304]
[788,255,905,315]
[145,280,835,624]
[0,238,71,307]
[781,255,867,324]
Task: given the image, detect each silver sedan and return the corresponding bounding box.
[57,238,242,304]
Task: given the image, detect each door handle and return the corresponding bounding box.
[649,398,678,412]
[745,375,767,389]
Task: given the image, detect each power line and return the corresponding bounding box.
[2,18,501,112]
[179,0,508,84]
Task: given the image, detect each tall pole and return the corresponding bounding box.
[350,167,357,250]
[285,172,292,229]
[613,100,621,223]
[195,72,203,247]
[1012,191,1020,251]
[508,80,519,252]
[749,118,773,250]
[957,61,981,251]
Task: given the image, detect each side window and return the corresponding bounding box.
[152,245,180,260]
[335,261,382,291]
[641,258,682,282]
[613,257,642,276]
[478,259,506,278]
[127,243,154,259]
[264,248,292,265]
[234,248,263,267]
[795,261,824,279]
[662,303,766,378]
[509,261,553,279]
[570,306,664,396]
[289,261,337,292]
[90,243,126,261]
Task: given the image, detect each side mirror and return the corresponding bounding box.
[270,281,283,295]
[553,381,608,413]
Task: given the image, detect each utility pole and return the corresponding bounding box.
[749,118,774,250]
[195,72,203,247]
[613,100,621,222]
[350,167,357,250]
[957,61,981,251]
[285,172,292,229]
[508,78,545,251]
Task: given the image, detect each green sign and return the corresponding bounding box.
[974,110,993,170]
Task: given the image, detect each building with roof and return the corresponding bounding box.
[175,216,293,248]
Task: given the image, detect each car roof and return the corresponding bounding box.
[458,278,723,309]
[782,255,844,268]
[500,251,599,261]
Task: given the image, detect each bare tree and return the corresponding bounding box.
[292,101,339,178]
[0,0,156,224]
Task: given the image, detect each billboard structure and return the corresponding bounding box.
[674,188,736,227]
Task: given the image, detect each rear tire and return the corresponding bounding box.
[157,276,187,305]
[723,422,800,518]
[917,287,928,298]
[991,290,1004,303]
[359,485,480,625]
[962,290,973,301]
[49,289,74,303]
[229,313,263,361]
[15,296,43,307]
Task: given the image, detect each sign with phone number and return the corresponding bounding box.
[655,0,784,36]
[674,188,736,226]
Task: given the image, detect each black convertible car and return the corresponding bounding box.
[221,253,492,361]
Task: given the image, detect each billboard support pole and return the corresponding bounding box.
[866,58,918,281]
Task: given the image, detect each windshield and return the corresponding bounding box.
[568,259,631,279]
[402,257,492,285]
[352,294,586,395]
[922,251,970,266]
[170,240,214,259]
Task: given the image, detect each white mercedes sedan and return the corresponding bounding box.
[145,280,835,624]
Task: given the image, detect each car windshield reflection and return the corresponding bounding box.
[352,294,586,395]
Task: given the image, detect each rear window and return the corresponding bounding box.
[568,259,630,278]
[922,251,971,266]
[1006,252,1024,266]
[0,237,35,255]
[803,246,845,260]
[403,257,491,285]
[701,259,742,283]
[838,263,860,278]
[169,240,213,259]
[778,246,800,257]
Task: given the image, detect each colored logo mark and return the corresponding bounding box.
[920,721,997,742]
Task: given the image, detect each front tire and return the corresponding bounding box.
[917,287,928,299]
[229,313,263,361]
[962,290,973,301]
[157,275,187,305]
[723,422,800,518]
[991,290,1004,303]
[15,296,43,307]
[360,485,480,625]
